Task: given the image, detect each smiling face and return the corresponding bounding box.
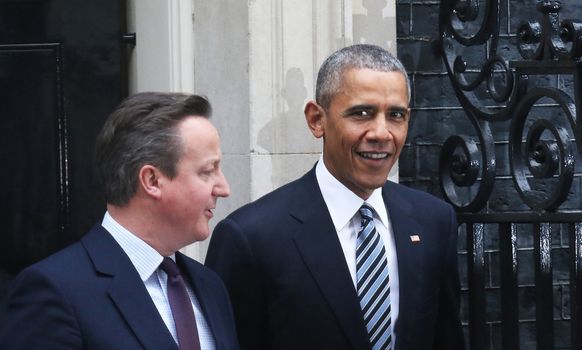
[159,116,230,248]
[306,68,410,199]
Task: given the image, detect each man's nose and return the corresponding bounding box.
[367,115,392,142]
[214,169,231,197]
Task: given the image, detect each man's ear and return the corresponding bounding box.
[304,100,325,138]
[138,165,162,199]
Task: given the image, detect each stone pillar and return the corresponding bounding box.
[189,0,350,261]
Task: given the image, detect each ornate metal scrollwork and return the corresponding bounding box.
[516,1,582,60]
[439,0,582,212]
[509,88,576,210]
[439,120,496,212]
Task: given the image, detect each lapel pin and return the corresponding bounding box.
[410,234,421,243]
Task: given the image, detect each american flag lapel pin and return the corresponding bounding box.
[410,234,421,243]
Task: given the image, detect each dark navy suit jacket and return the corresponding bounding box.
[205,165,465,350]
[0,225,239,350]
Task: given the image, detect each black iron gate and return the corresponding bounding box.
[438,0,582,348]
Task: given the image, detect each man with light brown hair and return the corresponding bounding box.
[0,92,239,350]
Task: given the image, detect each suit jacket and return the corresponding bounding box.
[0,225,239,350]
[205,165,465,350]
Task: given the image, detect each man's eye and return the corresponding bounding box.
[353,110,370,117]
[390,110,407,119]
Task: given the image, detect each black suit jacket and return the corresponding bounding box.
[205,165,465,350]
[0,225,239,350]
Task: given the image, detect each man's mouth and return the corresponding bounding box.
[357,151,390,160]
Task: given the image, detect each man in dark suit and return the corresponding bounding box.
[205,44,465,350]
[0,92,239,349]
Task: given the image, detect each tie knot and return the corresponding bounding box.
[160,257,181,277]
[359,204,374,222]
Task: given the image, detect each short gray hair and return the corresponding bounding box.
[315,44,410,110]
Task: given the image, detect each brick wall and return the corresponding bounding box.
[397,0,582,348]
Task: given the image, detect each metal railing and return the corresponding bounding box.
[438,0,582,348]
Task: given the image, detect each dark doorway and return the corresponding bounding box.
[0,0,128,313]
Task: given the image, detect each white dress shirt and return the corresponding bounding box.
[315,158,399,344]
[102,212,215,349]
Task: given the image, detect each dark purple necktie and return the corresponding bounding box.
[160,257,201,350]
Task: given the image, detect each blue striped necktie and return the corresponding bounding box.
[356,204,392,350]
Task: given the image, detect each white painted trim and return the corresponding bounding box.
[129,0,194,93]
[169,0,195,92]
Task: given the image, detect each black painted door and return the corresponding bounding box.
[0,0,128,304]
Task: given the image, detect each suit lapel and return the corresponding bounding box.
[291,169,371,350]
[384,182,426,292]
[82,226,178,350]
[383,183,427,349]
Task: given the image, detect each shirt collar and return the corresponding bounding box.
[315,156,389,231]
[102,212,172,282]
